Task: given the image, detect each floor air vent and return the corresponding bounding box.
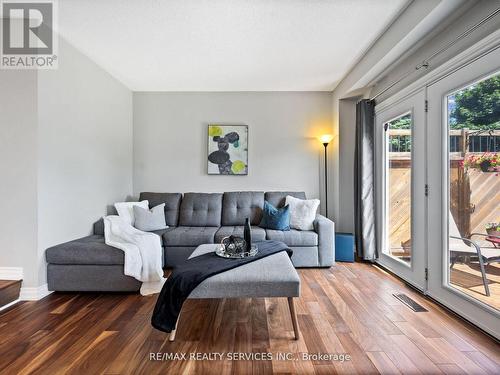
[393,293,428,312]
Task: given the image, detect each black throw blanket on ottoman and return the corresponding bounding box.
[151,240,292,333]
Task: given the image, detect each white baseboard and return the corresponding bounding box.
[0,299,21,312]
[19,284,52,301]
[0,267,23,280]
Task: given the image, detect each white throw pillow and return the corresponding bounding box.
[285,195,320,231]
[133,204,168,232]
[114,200,149,226]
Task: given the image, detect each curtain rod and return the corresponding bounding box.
[370,7,500,102]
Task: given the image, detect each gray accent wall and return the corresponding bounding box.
[133,92,332,201]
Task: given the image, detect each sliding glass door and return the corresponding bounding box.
[375,89,427,290]
[427,47,500,338]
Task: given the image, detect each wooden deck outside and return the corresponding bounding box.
[388,154,499,310]
[451,262,500,311]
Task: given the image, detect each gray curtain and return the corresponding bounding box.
[354,99,377,261]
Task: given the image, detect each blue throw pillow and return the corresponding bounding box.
[259,201,290,231]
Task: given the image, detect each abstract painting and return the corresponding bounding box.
[207,125,248,175]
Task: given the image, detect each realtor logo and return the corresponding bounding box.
[1,0,58,69]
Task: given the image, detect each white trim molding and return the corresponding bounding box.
[19,284,52,301]
[0,267,23,280]
[0,299,21,312]
[375,29,500,113]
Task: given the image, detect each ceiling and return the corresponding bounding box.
[58,0,409,91]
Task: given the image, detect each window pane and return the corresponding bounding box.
[447,72,500,311]
[385,113,412,264]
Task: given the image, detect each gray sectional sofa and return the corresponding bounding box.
[46,191,335,292]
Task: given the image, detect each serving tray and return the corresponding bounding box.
[215,244,258,259]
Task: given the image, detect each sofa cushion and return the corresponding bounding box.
[259,200,290,230]
[163,226,218,247]
[264,191,306,208]
[285,195,320,231]
[179,193,222,227]
[134,204,168,231]
[221,191,264,226]
[214,226,267,243]
[139,192,182,227]
[45,235,125,265]
[265,229,318,247]
[115,200,149,226]
[150,227,173,247]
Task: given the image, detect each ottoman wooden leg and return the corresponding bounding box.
[168,328,177,342]
[287,297,300,340]
[169,310,181,342]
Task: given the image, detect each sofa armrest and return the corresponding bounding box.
[313,214,335,267]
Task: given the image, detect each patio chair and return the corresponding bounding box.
[449,214,500,297]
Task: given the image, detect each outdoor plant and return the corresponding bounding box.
[485,222,500,236]
[462,152,499,173]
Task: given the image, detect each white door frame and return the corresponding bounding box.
[375,89,427,291]
[374,30,500,339]
[426,47,500,339]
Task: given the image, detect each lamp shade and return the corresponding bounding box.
[319,134,334,144]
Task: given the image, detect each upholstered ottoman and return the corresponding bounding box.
[169,243,301,341]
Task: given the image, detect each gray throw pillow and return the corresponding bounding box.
[133,204,168,231]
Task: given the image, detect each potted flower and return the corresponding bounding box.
[486,222,500,237]
[479,159,491,172]
[463,152,499,173]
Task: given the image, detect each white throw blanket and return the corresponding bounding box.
[103,215,165,295]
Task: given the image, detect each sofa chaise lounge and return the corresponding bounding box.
[46,191,335,292]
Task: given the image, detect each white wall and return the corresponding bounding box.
[35,38,133,286]
[0,37,132,290]
[133,92,332,204]
[0,70,39,287]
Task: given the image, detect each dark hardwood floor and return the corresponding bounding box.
[0,262,498,374]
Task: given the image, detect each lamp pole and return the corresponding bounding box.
[323,142,328,217]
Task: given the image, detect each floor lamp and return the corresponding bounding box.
[319,134,333,217]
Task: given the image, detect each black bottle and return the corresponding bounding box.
[244,218,252,251]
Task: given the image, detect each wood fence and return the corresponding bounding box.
[387,128,499,254]
[388,159,499,253]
